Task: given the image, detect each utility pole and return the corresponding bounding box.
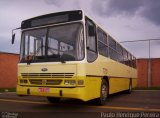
[120,39,160,87]
[148,40,151,87]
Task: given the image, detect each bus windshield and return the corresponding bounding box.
[20,23,84,63]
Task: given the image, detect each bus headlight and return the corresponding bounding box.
[64,80,76,85]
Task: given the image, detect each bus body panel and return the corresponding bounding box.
[17,63,101,101]
[85,55,137,95]
[17,54,137,102]
[17,78,101,102]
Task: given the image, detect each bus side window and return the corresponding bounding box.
[117,44,124,63]
[97,28,108,57]
[86,18,98,62]
[108,35,117,61]
[131,56,134,68]
[123,49,128,66]
[128,53,132,67]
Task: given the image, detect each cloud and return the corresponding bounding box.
[44,0,65,6]
[140,0,160,26]
[0,0,160,58]
[44,0,81,10]
[92,0,142,17]
[92,0,160,26]
[0,36,20,53]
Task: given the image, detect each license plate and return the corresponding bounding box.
[38,88,50,93]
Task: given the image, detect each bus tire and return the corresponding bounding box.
[95,79,109,105]
[47,97,61,103]
[127,79,132,94]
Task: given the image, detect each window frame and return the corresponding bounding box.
[85,17,98,63]
[20,22,85,63]
[97,27,108,57]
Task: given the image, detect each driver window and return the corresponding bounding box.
[86,18,97,62]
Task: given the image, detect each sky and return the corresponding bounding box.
[0,0,160,58]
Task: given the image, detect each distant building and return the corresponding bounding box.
[0,52,19,88]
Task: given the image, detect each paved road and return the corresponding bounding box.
[0,90,160,118]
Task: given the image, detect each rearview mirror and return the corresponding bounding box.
[11,27,21,44]
[12,33,15,44]
[88,26,95,36]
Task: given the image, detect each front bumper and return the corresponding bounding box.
[16,85,87,101]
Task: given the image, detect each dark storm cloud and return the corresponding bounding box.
[108,0,142,15]
[92,0,160,25]
[92,0,143,16]
[141,0,160,26]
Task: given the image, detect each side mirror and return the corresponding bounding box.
[12,33,15,44]
[88,26,95,36]
[11,27,21,44]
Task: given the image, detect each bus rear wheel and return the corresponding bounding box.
[95,79,109,105]
[47,97,61,103]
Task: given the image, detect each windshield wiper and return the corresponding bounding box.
[60,57,66,63]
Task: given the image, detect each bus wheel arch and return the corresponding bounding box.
[103,76,110,98]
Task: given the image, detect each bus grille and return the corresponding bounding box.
[29,79,62,85]
[21,73,74,79]
[21,73,75,85]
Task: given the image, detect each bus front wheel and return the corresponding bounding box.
[95,79,109,105]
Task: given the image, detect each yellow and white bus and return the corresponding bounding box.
[12,10,137,105]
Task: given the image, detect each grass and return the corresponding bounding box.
[134,87,160,90]
[0,88,16,92]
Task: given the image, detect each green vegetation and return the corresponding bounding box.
[134,87,160,90]
[0,88,16,92]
